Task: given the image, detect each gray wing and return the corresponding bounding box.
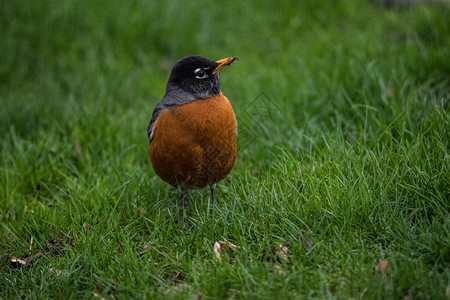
[147,102,167,144]
[148,86,196,144]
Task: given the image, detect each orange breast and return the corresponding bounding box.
[149,92,237,189]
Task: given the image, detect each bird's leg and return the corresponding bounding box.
[178,186,187,231]
[210,183,216,204]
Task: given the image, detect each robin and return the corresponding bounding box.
[147,55,238,223]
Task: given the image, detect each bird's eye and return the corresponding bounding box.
[194,68,208,79]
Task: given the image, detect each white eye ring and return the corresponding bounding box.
[194,68,208,79]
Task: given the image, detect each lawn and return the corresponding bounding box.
[1,0,449,298]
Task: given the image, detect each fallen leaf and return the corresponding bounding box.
[214,241,226,260]
[259,243,292,264]
[10,257,31,268]
[213,238,241,260]
[222,237,241,250]
[379,259,388,273]
[11,225,74,269]
[143,242,153,249]
[137,241,154,257]
[277,244,290,263]
[272,264,285,275]
[279,244,288,253]
[10,236,39,269]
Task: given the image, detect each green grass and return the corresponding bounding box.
[1,0,449,298]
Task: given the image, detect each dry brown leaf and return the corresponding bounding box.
[379,259,388,273]
[11,236,38,269]
[137,241,155,257]
[222,237,241,249]
[10,257,30,268]
[214,241,226,260]
[277,244,290,263]
[11,226,74,269]
[279,244,288,253]
[214,238,241,260]
[259,243,292,264]
[273,264,285,275]
[144,241,154,249]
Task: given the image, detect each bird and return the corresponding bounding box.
[147,55,238,227]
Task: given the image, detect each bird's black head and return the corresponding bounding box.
[165,55,238,101]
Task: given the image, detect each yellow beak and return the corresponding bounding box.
[213,57,238,74]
